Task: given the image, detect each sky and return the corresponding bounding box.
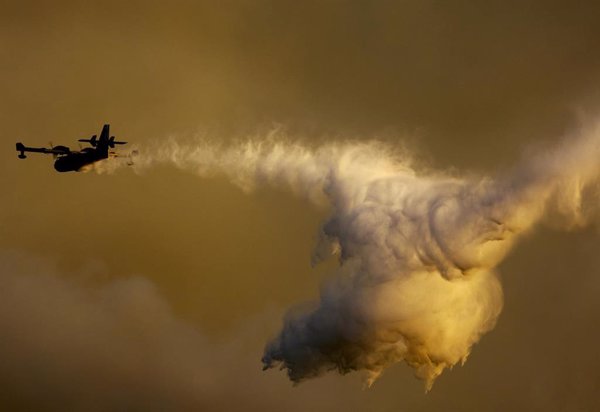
[1,1,600,411]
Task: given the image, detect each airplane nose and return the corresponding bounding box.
[53,159,71,172]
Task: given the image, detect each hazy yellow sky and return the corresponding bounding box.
[1,1,600,410]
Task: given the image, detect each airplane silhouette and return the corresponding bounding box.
[16,124,132,172]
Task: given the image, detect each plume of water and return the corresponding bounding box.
[137,124,600,389]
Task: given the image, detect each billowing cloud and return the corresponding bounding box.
[0,251,364,411]
[139,122,600,389]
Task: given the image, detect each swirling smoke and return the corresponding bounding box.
[139,124,600,390]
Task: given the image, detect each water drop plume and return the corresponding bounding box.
[138,123,600,389]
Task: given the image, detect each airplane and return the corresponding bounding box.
[16,124,133,172]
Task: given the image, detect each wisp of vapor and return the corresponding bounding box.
[136,125,600,390]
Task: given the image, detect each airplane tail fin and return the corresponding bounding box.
[78,124,126,150]
[78,135,98,147]
[100,124,109,140]
[79,124,109,147]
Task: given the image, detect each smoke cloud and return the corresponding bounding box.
[137,123,600,390]
[0,251,369,411]
[0,251,219,410]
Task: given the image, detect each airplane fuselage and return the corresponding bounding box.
[53,149,107,172]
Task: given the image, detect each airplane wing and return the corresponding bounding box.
[16,143,70,159]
